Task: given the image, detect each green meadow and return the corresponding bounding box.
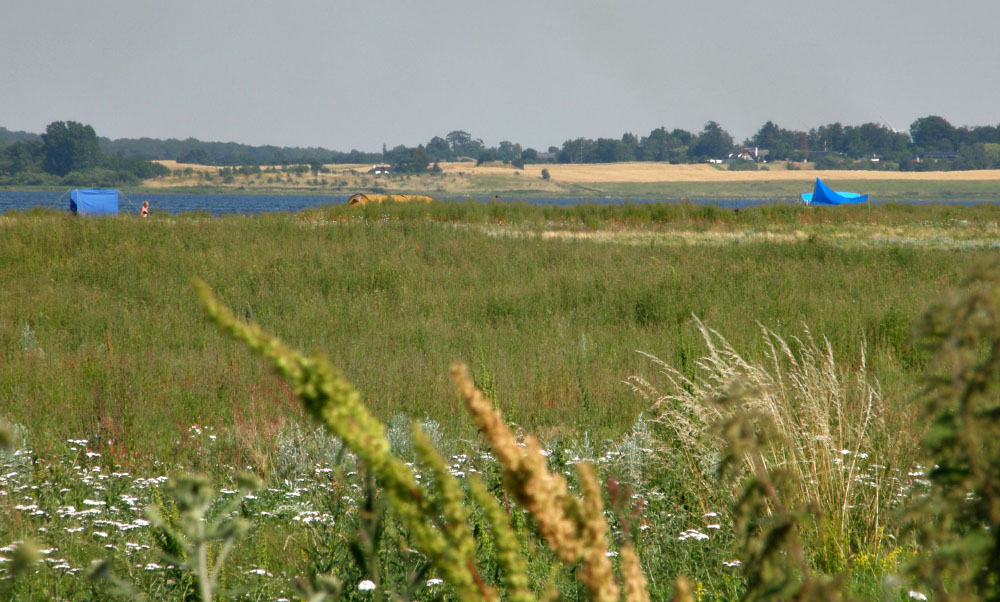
[3,201,994,462]
[1,200,999,600]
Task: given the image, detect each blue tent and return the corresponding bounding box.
[800,178,868,205]
[69,189,119,216]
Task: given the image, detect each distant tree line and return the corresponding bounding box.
[0,126,384,171]
[3,115,1000,180]
[377,117,1000,173]
[115,139,382,167]
[537,117,1000,171]
[749,116,1000,171]
[0,121,169,186]
[385,117,1000,173]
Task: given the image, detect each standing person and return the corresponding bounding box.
[140,201,150,218]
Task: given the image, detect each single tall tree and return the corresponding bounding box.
[41,121,101,176]
[910,115,958,152]
[690,121,734,159]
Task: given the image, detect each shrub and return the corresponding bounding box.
[728,159,757,171]
[904,262,1000,601]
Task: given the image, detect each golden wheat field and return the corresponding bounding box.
[157,159,1000,184]
[154,160,225,172]
[438,161,1000,183]
[155,160,368,174]
[145,160,1000,201]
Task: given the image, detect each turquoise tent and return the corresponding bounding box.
[70,189,119,216]
[800,178,867,205]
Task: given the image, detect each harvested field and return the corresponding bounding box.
[154,160,222,172]
[141,160,1000,201]
[155,160,367,173]
[156,159,1000,184]
[438,161,1000,183]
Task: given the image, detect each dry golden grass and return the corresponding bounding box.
[144,159,1000,200]
[154,160,368,173]
[152,160,222,187]
[154,159,1000,185]
[150,161,373,189]
[501,224,999,250]
[154,160,221,172]
[437,161,1000,183]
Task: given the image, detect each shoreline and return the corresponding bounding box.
[6,162,1000,201]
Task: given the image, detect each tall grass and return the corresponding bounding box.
[296,197,1000,230]
[0,205,994,466]
[629,318,912,571]
[2,205,999,599]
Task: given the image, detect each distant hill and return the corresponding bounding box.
[96,136,382,166]
[0,127,41,145]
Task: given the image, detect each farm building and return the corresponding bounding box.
[726,147,769,162]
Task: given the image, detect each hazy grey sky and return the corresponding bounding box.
[3,0,998,151]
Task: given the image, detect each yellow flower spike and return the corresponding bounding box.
[576,462,619,602]
[468,475,536,602]
[196,282,493,602]
[620,543,650,602]
[197,284,652,601]
[451,363,648,602]
[452,361,582,564]
[411,424,495,602]
[671,577,695,602]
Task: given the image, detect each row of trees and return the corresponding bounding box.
[169,143,379,166]
[0,127,384,169]
[378,116,1000,173]
[545,118,1000,167]
[4,116,1000,178]
[0,121,168,186]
